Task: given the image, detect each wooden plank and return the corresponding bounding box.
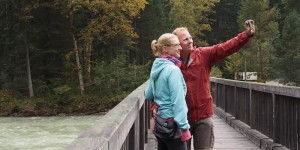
[213,116,260,150]
[146,115,261,150]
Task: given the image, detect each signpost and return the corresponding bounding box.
[237,72,257,81]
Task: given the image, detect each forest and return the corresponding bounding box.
[0,0,299,116]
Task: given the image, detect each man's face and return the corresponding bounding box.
[176,30,193,52]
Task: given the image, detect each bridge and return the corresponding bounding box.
[65,77,300,150]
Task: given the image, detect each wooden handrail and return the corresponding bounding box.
[65,82,150,150]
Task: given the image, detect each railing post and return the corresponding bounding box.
[223,84,226,112]
[249,87,253,128]
[273,93,278,142]
[129,124,135,150]
[234,86,238,119]
[135,107,141,150]
[296,103,300,149]
[145,100,149,143]
[139,104,145,150]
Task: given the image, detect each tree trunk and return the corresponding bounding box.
[70,11,84,95]
[244,57,247,81]
[117,51,120,92]
[134,59,137,84]
[85,40,92,86]
[24,33,34,97]
[73,34,84,95]
[259,44,264,82]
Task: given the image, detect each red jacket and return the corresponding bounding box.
[180,31,250,121]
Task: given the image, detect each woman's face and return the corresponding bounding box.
[163,37,182,58]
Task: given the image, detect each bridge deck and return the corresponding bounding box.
[146,115,261,150]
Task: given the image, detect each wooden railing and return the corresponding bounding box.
[65,82,150,150]
[65,78,299,150]
[211,77,300,150]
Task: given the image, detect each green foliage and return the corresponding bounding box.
[281,0,300,13]
[93,53,150,96]
[169,0,219,46]
[53,85,71,95]
[238,0,280,81]
[1,0,300,116]
[0,89,16,115]
[208,0,241,45]
[210,66,223,78]
[135,0,173,64]
[224,53,242,79]
[273,10,300,85]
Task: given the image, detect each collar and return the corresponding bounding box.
[160,55,182,67]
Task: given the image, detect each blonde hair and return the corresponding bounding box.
[151,33,177,56]
[172,27,188,35]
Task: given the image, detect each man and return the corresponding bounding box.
[172,21,255,150]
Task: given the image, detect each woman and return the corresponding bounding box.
[145,33,191,150]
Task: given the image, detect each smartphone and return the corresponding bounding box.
[245,20,254,28]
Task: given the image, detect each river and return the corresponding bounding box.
[0,115,101,150]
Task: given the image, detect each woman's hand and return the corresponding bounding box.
[181,129,191,142]
[150,101,158,119]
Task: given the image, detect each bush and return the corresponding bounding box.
[0,89,16,115]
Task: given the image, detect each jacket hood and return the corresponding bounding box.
[150,58,173,81]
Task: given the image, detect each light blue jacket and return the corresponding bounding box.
[145,58,190,130]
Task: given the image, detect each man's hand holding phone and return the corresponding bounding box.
[245,19,255,37]
[246,20,254,28]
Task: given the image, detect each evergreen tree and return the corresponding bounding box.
[208,0,241,78]
[224,53,242,79]
[208,0,241,45]
[273,10,300,85]
[169,0,219,46]
[135,0,172,65]
[238,0,280,82]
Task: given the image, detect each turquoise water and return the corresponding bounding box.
[0,115,101,150]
